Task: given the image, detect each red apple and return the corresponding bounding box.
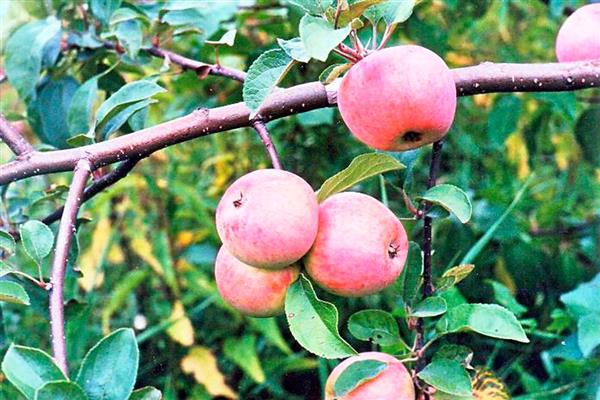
[556,4,600,62]
[337,45,457,151]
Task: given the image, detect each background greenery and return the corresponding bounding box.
[0,0,599,399]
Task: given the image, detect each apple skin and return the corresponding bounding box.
[216,169,319,270]
[556,4,600,62]
[214,246,300,317]
[304,192,408,297]
[325,352,416,400]
[337,45,457,151]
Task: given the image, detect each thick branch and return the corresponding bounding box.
[252,120,282,169]
[1,60,599,186]
[0,114,35,156]
[49,159,92,375]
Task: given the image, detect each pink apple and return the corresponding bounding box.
[337,45,457,151]
[216,169,319,269]
[305,192,408,297]
[556,4,600,62]
[325,352,416,400]
[214,246,300,317]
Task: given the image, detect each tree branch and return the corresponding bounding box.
[0,114,35,156]
[252,120,282,169]
[1,60,599,186]
[49,159,92,375]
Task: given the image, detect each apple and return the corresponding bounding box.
[305,192,408,297]
[556,4,600,62]
[337,45,457,151]
[325,352,415,400]
[214,246,300,317]
[216,169,319,269]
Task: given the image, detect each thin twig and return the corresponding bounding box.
[252,120,282,169]
[49,159,92,375]
[377,24,397,50]
[0,114,34,156]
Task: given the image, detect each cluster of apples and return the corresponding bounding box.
[214,169,409,317]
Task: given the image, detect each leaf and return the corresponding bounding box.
[411,296,448,318]
[317,153,405,202]
[242,49,293,116]
[0,230,16,255]
[299,15,351,62]
[20,220,54,267]
[574,107,600,167]
[288,0,334,14]
[417,359,472,397]
[488,95,522,148]
[1,344,66,399]
[0,281,30,306]
[180,346,237,399]
[297,108,335,127]
[347,309,405,347]
[79,217,112,292]
[436,264,475,292]
[486,280,527,317]
[578,313,600,357]
[5,16,62,101]
[561,273,600,320]
[35,381,88,400]
[91,0,123,25]
[285,275,356,359]
[99,98,156,139]
[129,387,162,400]
[109,8,146,25]
[76,328,139,400]
[318,63,352,84]
[336,0,387,26]
[394,241,423,304]
[114,19,143,58]
[277,37,311,63]
[417,184,472,223]
[248,317,292,354]
[333,360,388,397]
[433,345,474,365]
[436,303,530,343]
[67,76,100,136]
[101,269,149,333]
[166,301,195,347]
[206,29,237,46]
[223,335,265,383]
[364,0,415,26]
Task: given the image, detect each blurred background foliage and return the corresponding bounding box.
[0,0,599,399]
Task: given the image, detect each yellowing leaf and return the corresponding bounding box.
[445,51,474,67]
[130,237,164,276]
[551,132,581,171]
[202,153,235,196]
[505,132,530,180]
[494,257,516,294]
[181,346,237,399]
[473,94,492,109]
[167,301,195,347]
[595,168,600,183]
[176,231,195,248]
[107,243,125,264]
[79,217,111,292]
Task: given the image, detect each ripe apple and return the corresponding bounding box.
[214,246,300,317]
[337,45,457,151]
[325,352,415,400]
[216,169,319,269]
[305,192,408,297]
[555,4,600,62]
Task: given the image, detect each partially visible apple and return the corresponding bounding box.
[214,246,299,317]
[216,169,319,270]
[305,192,408,297]
[556,4,600,62]
[337,45,457,151]
[325,352,415,400]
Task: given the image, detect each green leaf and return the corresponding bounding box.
[67,133,96,147]
[277,37,311,63]
[394,241,423,304]
[1,344,66,399]
[574,107,600,167]
[364,0,415,25]
[288,0,334,15]
[560,273,600,320]
[0,281,30,306]
[486,280,527,317]
[318,63,352,84]
[223,335,265,383]
[67,77,99,136]
[436,303,530,343]
[285,275,356,359]
[248,317,292,354]
[417,184,472,223]
[243,49,293,116]
[0,261,14,277]
[0,230,16,255]
[488,95,522,147]
[76,328,139,400]
[333,360,388,397]
[102,269,149,330]
[91,0,123,25]
[433,345,473,365]
[20,220,54,267]
[316,153,405,202]
[5,17,62,101]
[417,359,472,397]
[206,29,237,46]
[109,8,146,25]
[297,108,335,128]
[578,313,600,357]
[35,381,88,400]
[435,264,475,292]
[347,309,405,347]
[299,15,351,62]
[114,19,143,58]
[99,99,157,139]
[336,0,387,26]
[129,387,162,400]
[411,296,447,318]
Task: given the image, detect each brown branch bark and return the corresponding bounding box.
[0,114,34,156]
[252,120,282,169]
[1,60,599,186]
[49,159,92,375]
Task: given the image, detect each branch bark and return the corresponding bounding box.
[1,60,599,186]
[0,114,34,156]
[49,159,92,375]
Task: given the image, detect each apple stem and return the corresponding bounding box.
[252,119,282,169]
[332,47,360,63]
[372,24,378,49]
[378,24,397,50]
